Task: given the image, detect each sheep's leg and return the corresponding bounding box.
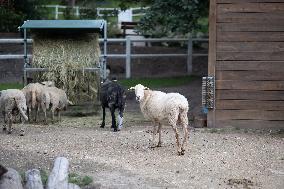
[57,110,61,122]
[7,112,13,134]
[110,107,118,132]
[100,106,106,128]
[157,123,162,147]
[150,123,158,148]
[35,104,39,122]
[117,108,124,130]
[42,106,47,124]
[19,114,26,136]
[51,108,55,124]
[169,110,183,155]
[2,112,7,131]
[180,111,189,154]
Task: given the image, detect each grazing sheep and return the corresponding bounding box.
[100,79,127,132]
[0,89,28,135]
[130,84,189,155]
[22,83,45,122]
[45,87,69,122]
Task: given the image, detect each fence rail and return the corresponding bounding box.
[42,5,148,20]
[0,37,208,78]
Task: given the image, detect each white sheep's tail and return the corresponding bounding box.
[15,98,28,121]
[31,90,36,109]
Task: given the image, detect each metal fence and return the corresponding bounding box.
[0,37,208,78]
[43,5,148,20]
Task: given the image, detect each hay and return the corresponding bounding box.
[32,33,101,104]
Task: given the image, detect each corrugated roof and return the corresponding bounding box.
[20,20,105,34]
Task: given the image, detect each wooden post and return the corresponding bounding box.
[25,169,44,189]
[47,157,69,189]
[0,168,23,189]
[0,164,8,177]
[68,183,80,189]
[55,5,59,20]
[126,36,131,78]
[187,37,193,75]
[207,0,217,127]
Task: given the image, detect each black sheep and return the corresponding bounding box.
[100,79,126,132]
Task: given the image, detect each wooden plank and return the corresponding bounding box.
[217,23,284,32]
[216,70,284,81]
[216,80,284,90]
[216,61,284,71]
[216,110,284,120]
[208,0,217,127]
[218,3,284,13]
[216,90,284,100]
[217,42,284,52]
[217,0,284,3]
[217,52,284,61]
[216,100,284,110]
[215,120,284,129]
[217,32,284,42]
[218,12,284,23]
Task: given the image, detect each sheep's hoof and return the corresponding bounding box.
[113,128,119,132]
[178,150,185,156]
[8,131,12,134]
[157,142,162,147]
[20,130,25,136]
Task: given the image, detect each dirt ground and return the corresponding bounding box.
[1,80,284,189]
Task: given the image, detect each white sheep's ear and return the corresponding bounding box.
[128,86,135,91]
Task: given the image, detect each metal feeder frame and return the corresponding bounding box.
[19,20,108,85]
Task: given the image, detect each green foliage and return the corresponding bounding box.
[0,0,49,32]
[0,83,22,90]
[69,173,93,187]
[136,0,209,37]
[0,7,24,32]
[118,75,196,89]
[40,170,49,186]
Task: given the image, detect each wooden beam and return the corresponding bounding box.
[216,61,284,71]
[217,31,284,42]
[216,80,284,90]
[216,110,284,120]
[208,0,217,127]
[216,100,284,110]
[216,70,284,81]
[216,120,284,129]
[216,90,284,100]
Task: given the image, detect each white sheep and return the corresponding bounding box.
[130,84,189,155]
[22,82,52,123]
[22,83,44,122]
[45,87,69,122]
[0,89,28,135]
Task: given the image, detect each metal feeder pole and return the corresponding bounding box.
[103,20,107,80]
[23,27,28,86]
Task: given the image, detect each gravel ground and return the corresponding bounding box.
[1,80,284,189]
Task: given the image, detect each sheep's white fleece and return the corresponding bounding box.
[0,89,28,121]
[132,84,189,155]
[139,89,189,125]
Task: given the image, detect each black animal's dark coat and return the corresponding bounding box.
[100,80,126,132]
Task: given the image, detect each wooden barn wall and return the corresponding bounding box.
[209,0,284,128]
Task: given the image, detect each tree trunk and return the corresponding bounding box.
[0,168,23,189]
[46,157,69,189]
[0,164,8,177]
[25,169,43,189]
